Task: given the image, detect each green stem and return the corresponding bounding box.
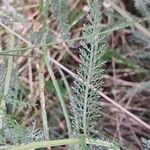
[58,67,79,133]
[2,138,80,150]
[39,62,49,140]
[3,35,15,95]
[39,0,50,139]
[83,8,98,135]
[44,49,72,136]
[0,34,15,129]
[39,33,49,140]
[0,137,119,150]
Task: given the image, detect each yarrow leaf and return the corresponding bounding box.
[71,0,106,136]
[51,0,71,42]
[70,0,120,149]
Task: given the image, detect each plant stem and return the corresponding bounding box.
[0,34,15,129]
[83,2,98,135]
[39,0,50,141]
[39,35,49,140]
[44,49,72,136]
[39,62,49,140]
[2,138,80,150]
[58,67,79,133]
[1,137,119,150]
[3,35,15,95]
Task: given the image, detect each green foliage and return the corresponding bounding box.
[72,1,105,135]
[71,0,105,135]
[87,130,120,150]
[0,115,44,145]
[0,58,35,146]
[70,0,120,149]
[51,0,71,42]
[0,63,33,111]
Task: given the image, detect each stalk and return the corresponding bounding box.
[44,49,72,136]
[0,34,15,129]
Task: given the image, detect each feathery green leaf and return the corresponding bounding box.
[51,0,71,42]
[71,0,106,136]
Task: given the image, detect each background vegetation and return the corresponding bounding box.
[0,0,150,149]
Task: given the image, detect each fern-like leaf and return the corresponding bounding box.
[70,1,121,149]
[71,0,106,137]
[0,115,44,144]
[51,0,71,41]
